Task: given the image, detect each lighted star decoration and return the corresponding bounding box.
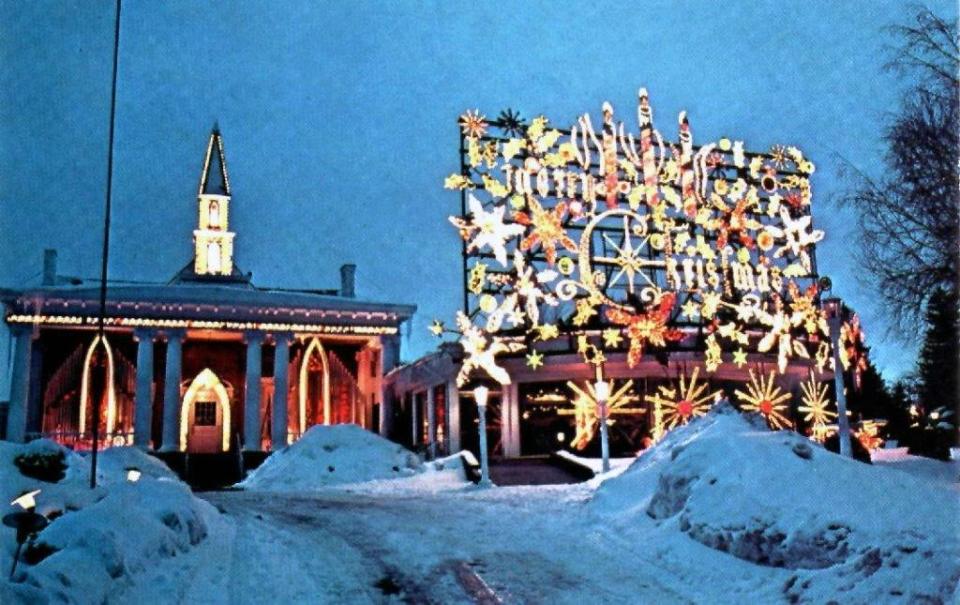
[732,348,748,368]
[605,292,683,367]
[526,350,544,370]
[798,372,835,443]
[646,367,722,436]
[560,379,641,450]
[602,328,623,348]
[735,369,793,430]
[455,312,524,386]
[514,197,577,266]
[450,194,526,267]
[429,319,445,337]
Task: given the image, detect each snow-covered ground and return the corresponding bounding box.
[0,441,218,605]
[4,413,958,604]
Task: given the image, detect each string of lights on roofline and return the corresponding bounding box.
[5,314,399,336]
[433,87,871,442]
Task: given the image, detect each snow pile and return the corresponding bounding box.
[593,404,960,604]
[239,424,424,491]
[0,440,217,605]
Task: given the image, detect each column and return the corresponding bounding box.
[503,382,521,457]
[446,380,461,453]
[244,331,264,451]
[6,325,34,442]
[159,329,184,452]
[271,333,291,450]
[133,328,156,449]
[426,387,437,459]
[410,393,419,449]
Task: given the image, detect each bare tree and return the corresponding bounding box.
[838,5,959,330]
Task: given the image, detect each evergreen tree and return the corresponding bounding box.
[917,287,959,414]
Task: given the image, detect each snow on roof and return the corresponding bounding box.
[591,404,960,603]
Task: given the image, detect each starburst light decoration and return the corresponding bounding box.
[646,367,722,440]
[798,371,836,442]
[559,379,643,450]
[734,369,793,430]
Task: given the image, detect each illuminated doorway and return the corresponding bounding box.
[180,368,232,452]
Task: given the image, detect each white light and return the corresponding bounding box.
[11,490,40,511]
[556,432,566,443]
[594,380,610,403]
[126,468,141,482]
[474,385,489,409]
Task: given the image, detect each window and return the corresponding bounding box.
[207,242,221,273]
[195,401,217,426]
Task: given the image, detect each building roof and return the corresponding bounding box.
[1,281,415,333]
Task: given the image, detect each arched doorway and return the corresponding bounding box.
[78,335,118,437]
[180,368,232,453]
[298,337,330,435]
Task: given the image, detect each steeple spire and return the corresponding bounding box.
[193,127,236,277]
[198,124,231,196]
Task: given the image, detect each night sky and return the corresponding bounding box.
[2,0,955,386]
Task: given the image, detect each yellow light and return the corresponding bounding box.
[179,368,232,452]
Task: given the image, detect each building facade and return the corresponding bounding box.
[1,128,415,453]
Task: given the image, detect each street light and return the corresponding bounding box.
[473,385,493,487]
[823,296,852,458]
[594,379,611,473]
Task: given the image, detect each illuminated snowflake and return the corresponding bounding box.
[735,369,793,430]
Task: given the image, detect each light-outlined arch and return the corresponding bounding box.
[298,337,331,434]
[179,368,231,452]
[78,335,118,435]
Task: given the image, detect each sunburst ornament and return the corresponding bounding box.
[646,367,722,438]
[735,369,793,430]
[798,372,836,442]
[560,379,641,450]
[459,109,487,138]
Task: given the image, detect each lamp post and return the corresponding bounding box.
[473,385,492,487]
[823,296,852,458]
[594,378,611,473]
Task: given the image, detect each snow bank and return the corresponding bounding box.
[239,424,423,491]
[593,404,960,604]
[0,440,217,605]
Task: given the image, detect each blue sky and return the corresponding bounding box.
[1,0,955,381]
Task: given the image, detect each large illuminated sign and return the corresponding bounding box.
[438,89,832,384]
